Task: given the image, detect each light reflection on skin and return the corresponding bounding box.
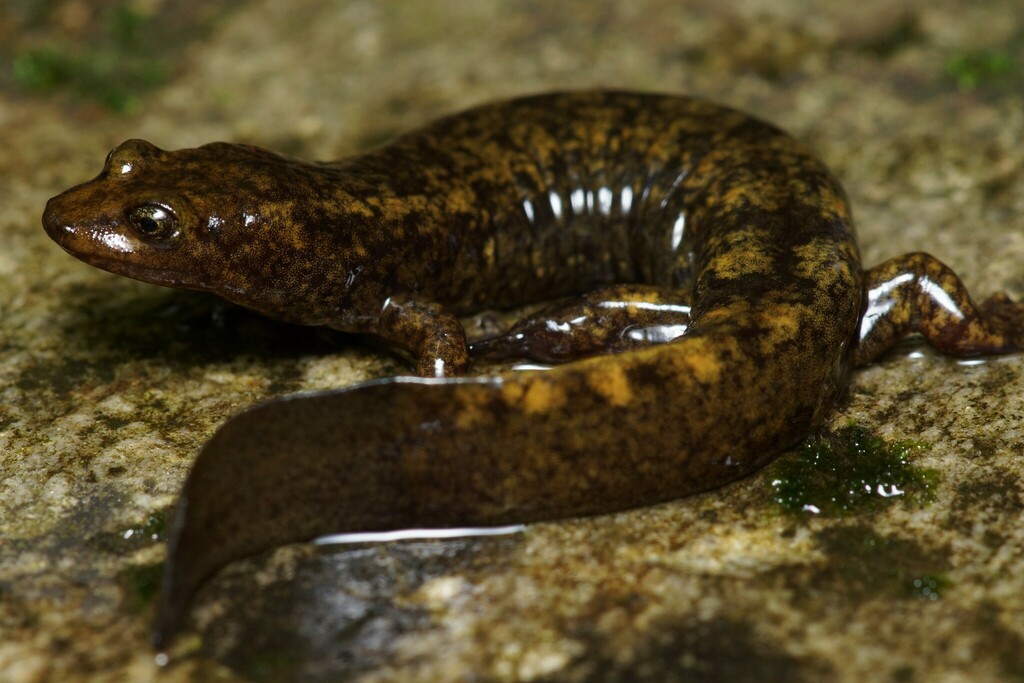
[542,301,691,350]
[598,300,691,315]
[539,184,657,223]
[499,182,694,358]
[625,324,689,343]
[921,276,965,318]
[599,301,691,344]
[98,230,133,253]
[671,214,686,251]
[859,272,913,343]
[548,191,563,220]
[523,198,535,222]
[314,525,527,545]
[571,188,585,214]
[660,170,688,209]
[470,293,691,364]
[859,272,966,348]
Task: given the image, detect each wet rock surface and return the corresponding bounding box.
[2,1,1022,681]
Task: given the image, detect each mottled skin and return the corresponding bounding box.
[41,91,1024,649]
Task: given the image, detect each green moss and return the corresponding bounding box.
[243,649,300,682]
[538,613,832,682]
[126,511,168,543]
[945,50,1014,91]
[119,562,163,613]
[90,510,169,554]
[11,6,170,112]
[813,525,951,602]
[908,573,950,601]
[768,423,937,517]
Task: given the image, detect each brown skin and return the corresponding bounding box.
[41,91,1024,650]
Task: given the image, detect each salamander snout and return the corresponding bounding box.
[42,185,159,271]
[41,190,118,257]
[42,194,76,247]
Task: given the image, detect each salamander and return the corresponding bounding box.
[41,91,1024,649]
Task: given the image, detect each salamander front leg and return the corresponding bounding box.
[333,295,470,377]
[470,285,692,363]
[855,252,1024,365]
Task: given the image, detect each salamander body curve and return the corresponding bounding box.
[41,91,1024,648]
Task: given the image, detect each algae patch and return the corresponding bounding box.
[119,562,164,613]
[109,516,169,613]
[118,511,167,545]
[538,613,832,683]
[908,574,948,601]
[9,1,238,113]
[12,6,169,113]
[769,424,937,517]
[944,50,1014,91]
[89,510,168,554]
[812,525,951,603]
[243,649,301,683]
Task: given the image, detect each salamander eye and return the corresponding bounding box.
[127,204,179,242]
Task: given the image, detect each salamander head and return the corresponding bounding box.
[42,139,362,321]
[44,139,213,289]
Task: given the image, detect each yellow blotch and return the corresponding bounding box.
[710,246,775,279]
[382,196,426,218]
[445,187,474,212]
[666,333,727,385]
[352,242,368,259]
[720,185,748,207]
[507,376,567,414]
[454,394,491,430]
[792,241,828,278]
[759,304,802,342]
[500,381,525,404]
[684,349,724,385]
[346,200,375,219]
[587,364,634,407]
[819,186,850,219]
[792,241,855,286]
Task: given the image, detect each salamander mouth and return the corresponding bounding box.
[46,226,205,290]
[43,199,208,290]
[71,249,204,290]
